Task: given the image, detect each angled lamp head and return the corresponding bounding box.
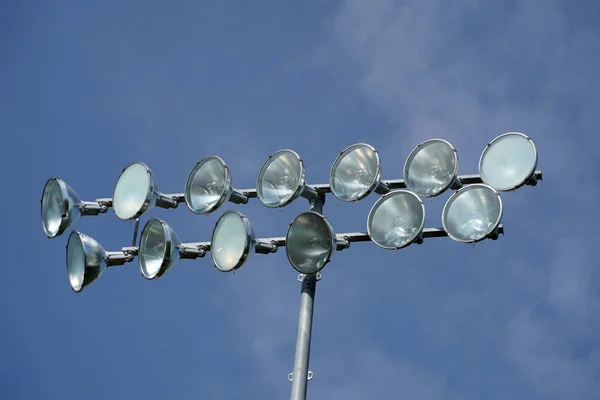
[66,230,108,292]
[286,211,337,274]
[257,150,311,208]
[404,139,459,197]
[367,190,425,250]
[479,132,538,191]
[113,162,160,220]
[138,218,182,279]
[41,178,82,238]
[442,184,502,243]
[185,156,234,214]
[210,211,258,272]
[329,143,383,202]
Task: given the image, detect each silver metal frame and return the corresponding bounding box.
[66,230,107,293]
[113,161,157,221]
[329,143,382,202]
[210,210,255,272]
[441,183,503,243]
[41,177,74,238]
[256,149,307,208]
[138,217,177,279]
[403,138,459,197]
[285,211,336,274]
[367,189,426,250]
[184,156,233,215]
[478,132,538,191]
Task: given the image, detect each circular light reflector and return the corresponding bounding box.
[404,139,458,197]
[113,162,155,220]
[442,184,502,243]
[330,143,381,202]
[286,211,335,274]
[367,190,425,249]
[185,156,231,214]
[66,230,107,292]
[257,150,305,208]
[139,218,181,279]
[479,132,537,191]
[211,211,254,272]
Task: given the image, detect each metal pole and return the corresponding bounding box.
[290,273,317,400]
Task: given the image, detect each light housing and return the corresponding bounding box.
[113,162,158,220]
[329,143,384,202]
[185,156,247,215]
[257,150,316,208]
[42,178,83,238]
[404,139,459,197]
[66,231,107,292]
[210,211,257,272]
[442,184,502,243]
[479,132,538,191]
[367,190,425,250]
[138,218,181,279]
[286,211,337,274]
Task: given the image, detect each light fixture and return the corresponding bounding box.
[257,150,319,208]
[479,132,538,191]
[442,184,502,243]
[138,218,182,279]
[41,178,107,238]
[66,230,132,292]
[367,190,425,249]
[286,211,338,274]
[329,143,389,202]
[112,162,177,221]
[211,210,277,272]
[184,156,248,215]
[404,139,460,197]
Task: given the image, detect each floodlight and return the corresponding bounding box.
[138,218,182,279]
[367,190,425,249]
[330,143,389,202]
[41,178,107,238]
[113,162,177,221]
[286,211,338,274]
[184,156,248,215]
[442,184,502,243]
[479,132,538,191]
[66,230,131,292]
[404,139,459,197]
[257,150,318,208]
[210,210,277,272]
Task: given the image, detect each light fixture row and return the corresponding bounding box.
[41,132,539,239]
[65,183,503,293]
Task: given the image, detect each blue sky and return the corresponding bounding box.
[2,1,599,399]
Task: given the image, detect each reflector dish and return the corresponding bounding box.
[138,218,181,279]
[211,211,255,272]
[113,162,157,220]
[185,156,231,214]
[442,184,502,243]
[404,139,458,197]
[286,211,335,274]
[257,150,306,208]
[367,190,425,249]
[479,132,537,191]
[41,178,82,238]
[330,143,381,202]
[66,230,107,292]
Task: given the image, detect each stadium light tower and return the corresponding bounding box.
[42,132,542,400]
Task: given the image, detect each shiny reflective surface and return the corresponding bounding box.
[185,156,230,214]
[66,230,107,292]
[286,212,334,274]
[113,162,154,220]
[443,184,502,242]
[139,218,180,279]
[404,139,458,197]
[257,150,304,207]
[368,190,425,249]
[211,211,253,272]
[480,132,537,191]
[330,143,380,201]
[41,178,82,238]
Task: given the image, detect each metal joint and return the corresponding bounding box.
[287,371,313,383]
